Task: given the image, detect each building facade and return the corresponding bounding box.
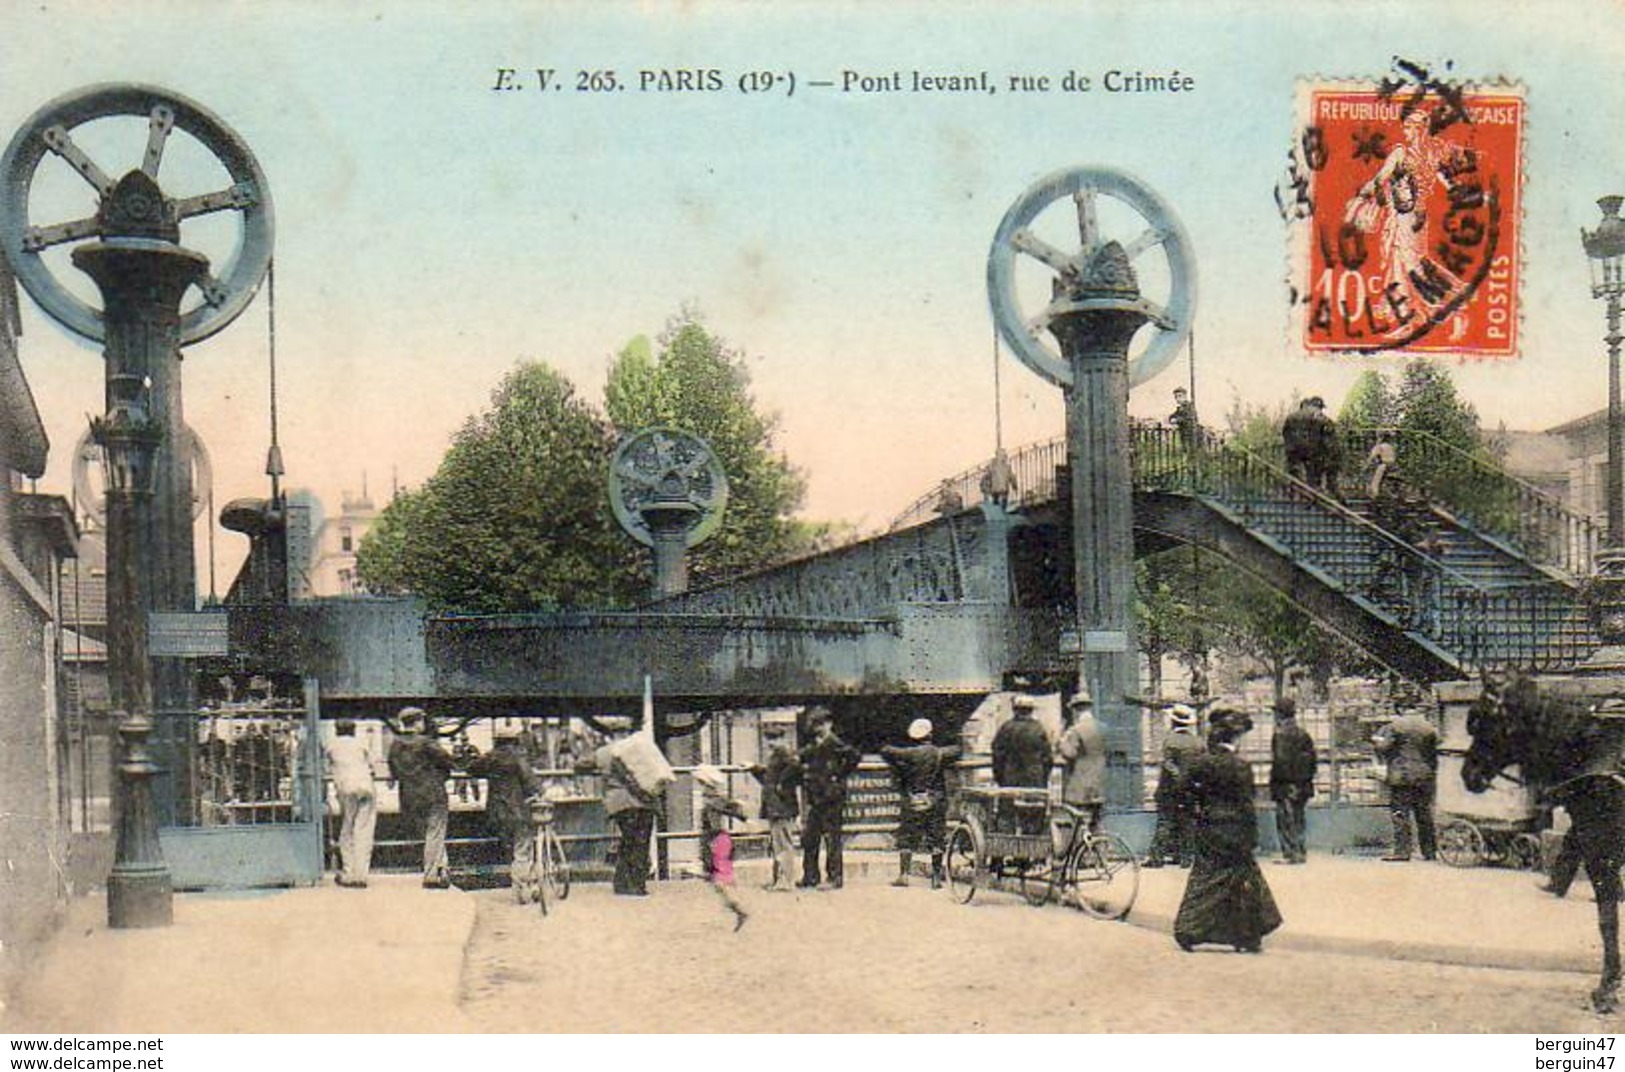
[0,262,78,1003]
[308,487,378,597]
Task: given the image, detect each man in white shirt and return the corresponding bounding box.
[325,719,378,888]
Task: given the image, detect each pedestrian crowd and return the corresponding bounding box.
[320,688,1450,953]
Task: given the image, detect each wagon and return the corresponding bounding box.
[1434,749,1543,869]
[944,785,1140,919]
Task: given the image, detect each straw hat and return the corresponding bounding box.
[1168,703,1198,728]
[907,717,933,741]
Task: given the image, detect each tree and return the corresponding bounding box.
[356,362,640,612]
[1136,549,1214,701]
[1207,565,1363,702]
[604,311,812,585]
[1395,358,1481,461]
[1339,369,1394,431]
[1387,358,1518,531]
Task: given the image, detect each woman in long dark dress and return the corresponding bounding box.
[1173,708,1283,953]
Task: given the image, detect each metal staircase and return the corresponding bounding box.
[892,424,1601,675]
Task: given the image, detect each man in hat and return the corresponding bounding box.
[749,721,802,892]
[1170,387,1200,450]
[881,717,961,888]
[387,706,456,888]
[797,707,860,889]
[1057,691,1106,837]
[992,695,1053,789]
[324,718,378,888]
[574,718,659,896]
[1268,698,1317,864]
[1373,699,1439,862]
[1284,396,1339,491]
[993,695,1053,839]
[1147,704,1204,868]
[460,724,542,902]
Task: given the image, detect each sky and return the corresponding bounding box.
[5,0,1625,586]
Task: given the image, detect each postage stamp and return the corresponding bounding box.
[1286,70,1525,358]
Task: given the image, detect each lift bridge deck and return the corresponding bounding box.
[224,424,1599,723]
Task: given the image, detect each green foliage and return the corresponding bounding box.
[1339,370,1394,431]
[1137,547,1367,701]
[1223,393,1295,456]
[357,310,817,611]
[356,363,639,612]
[1206,564,1362,700]
[604,310,810,585]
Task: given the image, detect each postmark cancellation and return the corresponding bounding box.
[1285,72,1526,359]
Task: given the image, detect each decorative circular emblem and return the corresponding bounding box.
[0,83,274,346]
[987,166,1196,389]
[607,427,728,548]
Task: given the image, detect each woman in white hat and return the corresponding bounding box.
[879,716,962,888]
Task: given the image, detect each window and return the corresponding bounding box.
[340,527,353,553]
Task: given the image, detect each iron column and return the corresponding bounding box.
[1049,243,1146,809]
[74,168,208,844]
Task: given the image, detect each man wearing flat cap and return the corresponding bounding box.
[797,707,860,889]
[460,724,542,902]
[749,721,802,892]
[992,695,1053,789]
[1269,698,1317,865]
[1373,697,1439,862]
[881,716,962,888]
[387,706,456,889]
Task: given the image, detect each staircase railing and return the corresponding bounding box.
[1341,426,1597,578]
[888,424,1594,671]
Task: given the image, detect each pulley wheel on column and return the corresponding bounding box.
[0,83,274,346]
[608,427,728,548]
[987,166,1196,389]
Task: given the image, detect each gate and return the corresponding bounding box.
[152,678,325,889]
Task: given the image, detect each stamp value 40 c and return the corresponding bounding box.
[1286,75,1525,358]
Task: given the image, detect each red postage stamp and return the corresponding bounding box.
[1287,76,1525,358]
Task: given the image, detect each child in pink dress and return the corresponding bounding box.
[695,765,749,931]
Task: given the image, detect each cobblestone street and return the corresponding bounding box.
[459,873,1616,1034]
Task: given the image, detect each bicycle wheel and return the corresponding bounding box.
[1437,819,1486,868]
[945,823,982,905]
[1019,858,1054,906]
[1069,833,1140,920]
[543,828,571,903]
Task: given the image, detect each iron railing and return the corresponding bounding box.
[1339,426,1599,579]
[888,424,1595,672]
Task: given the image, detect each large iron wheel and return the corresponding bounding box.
[1066,833,1141,920]
[945,822,983,905]
[0,83,274,346]
[1437,819,1487,868]
[987,166,1197,390]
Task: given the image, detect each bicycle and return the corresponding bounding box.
[524,796,571,916]
[944,787,1140,920]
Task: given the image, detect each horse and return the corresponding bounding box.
[1462,668,1625,1013]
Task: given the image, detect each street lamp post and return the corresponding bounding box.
[1581,197,1625,652]
[91,371,173,928]
[1584,196,1625,547]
